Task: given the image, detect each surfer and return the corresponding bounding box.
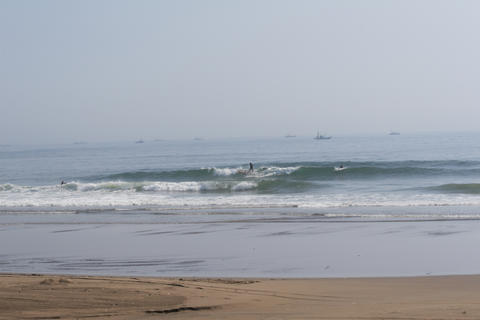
[60,180,66,186]
[248,162,254,174]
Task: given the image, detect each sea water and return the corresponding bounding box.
[2,133,480,277]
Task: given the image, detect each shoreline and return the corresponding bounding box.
[3,218,480,278]
[2,273,480,319]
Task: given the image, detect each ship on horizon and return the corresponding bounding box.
[314,130,332,140]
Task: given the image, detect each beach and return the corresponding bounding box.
[2,273,480,319]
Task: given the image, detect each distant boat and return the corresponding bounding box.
[135,139,144,144]
[389,132,400,136]
[193,137,204,141]
[285,134,296,138]
[314,131,332,140]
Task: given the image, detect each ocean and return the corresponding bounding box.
[2,133,480,277]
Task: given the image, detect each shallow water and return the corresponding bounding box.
[2,212,480,277]
[2,133,480,276]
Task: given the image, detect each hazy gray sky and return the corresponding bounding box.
[1,0,479,144]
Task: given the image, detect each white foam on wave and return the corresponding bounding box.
[210,166,300,177]
[143,181,258,192]
[297,192,480,209]
[0,184,15,191]
[143,181,231,192]
[258,166,300,177]
[319,212,480,220]
[72,181,133,192]
[232,181,257,191]
[0,180,259,208]
[3,182,480,211]
[60,181,222,193]
[143,181,203,192]
[211,167,242,176]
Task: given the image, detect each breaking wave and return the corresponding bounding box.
[96,166,301,182]
[62,180,259,193]
[3,160,480,210]
[85,161,480,183]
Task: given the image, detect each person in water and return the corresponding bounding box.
[248,162,254,174]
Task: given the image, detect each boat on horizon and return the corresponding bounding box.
[389,131,400,135]
[285,133,296,138]
[314,131,332,140]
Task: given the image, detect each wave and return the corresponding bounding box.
[3,161,480,207]
[70,179,326,194]
[5,179,480,210]
[4,190,480,212]
[429,183,480,194]
[0,180,322,195]
[100,169,213,181]
[140,181,258,192]
[84,161,480,183]
[290,165,448,180]
[97,166,301,182]
[0,184,14,191]
[0,181,259,194]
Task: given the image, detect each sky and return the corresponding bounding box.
[1,0,480,144]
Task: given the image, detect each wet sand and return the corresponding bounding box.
[2,273,480,319]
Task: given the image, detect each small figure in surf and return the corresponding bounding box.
[339,164,343,169]
[60,180,66,186]
[247,162,254,174]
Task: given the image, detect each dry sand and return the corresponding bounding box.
[1,273,480,319]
